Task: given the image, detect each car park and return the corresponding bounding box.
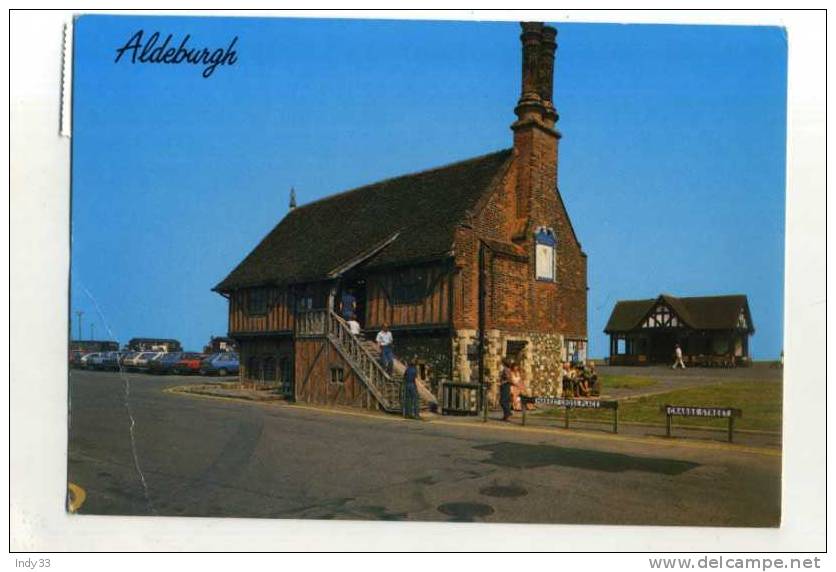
[199,352,239,376]
[70,346,213,375]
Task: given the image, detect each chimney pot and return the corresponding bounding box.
[518,22,544,106]
[538,26,557,103]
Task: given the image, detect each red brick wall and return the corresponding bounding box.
[453,123,587,340]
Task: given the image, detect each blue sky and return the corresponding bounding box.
[71,15,787,358]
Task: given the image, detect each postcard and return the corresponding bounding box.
[58,14,791,528]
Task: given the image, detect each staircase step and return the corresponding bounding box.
[326,316,438,413]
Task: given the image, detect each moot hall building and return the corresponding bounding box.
[214,23,588,412]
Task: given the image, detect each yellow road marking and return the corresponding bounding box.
[165,386,781,458]
[67,482,86,513]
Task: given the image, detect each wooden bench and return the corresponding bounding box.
[521,396,619,433]
[661,404,742,442]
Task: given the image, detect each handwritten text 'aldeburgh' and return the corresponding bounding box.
[114,30,238,78]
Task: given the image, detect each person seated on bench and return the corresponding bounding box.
[583,362,599,396]
[571,363,587,397]
[577,368,591,397]
[561,362,575,397]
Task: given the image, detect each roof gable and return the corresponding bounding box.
[605,294,752,333]
[637,298,689,330]
[214,149,513,292]
[604,299,655,333]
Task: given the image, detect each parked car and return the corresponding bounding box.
[170,353,206,375]
[121,352,143,370]
[147,352,184,375]
[199,352,239,376]
[90,352,117,370]
[80,352,102,369]
[119,351,138,368]
[136,352,164,371]
[124,351,162,371]
[99,351,126,371]
[69,351,88,368]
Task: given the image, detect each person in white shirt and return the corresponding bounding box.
[672,344,686,369]
[376,323,394,374]
[347,314,362,337]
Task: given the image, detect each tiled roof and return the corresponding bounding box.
[604,294,753,333]
[214,149,513,292]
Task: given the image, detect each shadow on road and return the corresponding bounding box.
[474,442,699,475]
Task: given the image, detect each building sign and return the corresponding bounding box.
[521,395,619,432]
[533,397,601,408]
[661,404,743,443]
[522,396,618,410]
[534,227,556,281]
[663,405,741,418]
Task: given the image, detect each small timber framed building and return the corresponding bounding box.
[604,294,754,366]
[213,23,588,412]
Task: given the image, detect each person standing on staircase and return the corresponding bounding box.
[403,356,421,420]
[347,313,362,337]
[376,323,394,375]
[340,288,357,321]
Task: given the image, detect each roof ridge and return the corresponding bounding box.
[292,148,513,212]
[617,293,747,303]
[615,297,656,304]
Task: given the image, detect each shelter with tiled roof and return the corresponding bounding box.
[604,294,754,366]
[214,23,588,411]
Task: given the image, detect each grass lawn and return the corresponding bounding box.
[599,374,657,390]
[541,379,783,433]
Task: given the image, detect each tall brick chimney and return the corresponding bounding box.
[512,22,559,222]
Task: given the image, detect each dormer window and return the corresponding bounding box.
[534,227,557,281]
[737,308,748,329]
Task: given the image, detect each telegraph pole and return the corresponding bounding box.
[75,310,84,341]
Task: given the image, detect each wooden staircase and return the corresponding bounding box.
[358,340,437,410]
[324,310,403,413]
[296,309,439,413]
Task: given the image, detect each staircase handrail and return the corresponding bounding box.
[295,308,328,336]
[326,310,400,410]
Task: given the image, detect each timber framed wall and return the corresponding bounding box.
[229,287,294,334]
[364,262,454,330]
[293,337,377,409]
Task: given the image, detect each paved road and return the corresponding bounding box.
[67,369,781,526]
